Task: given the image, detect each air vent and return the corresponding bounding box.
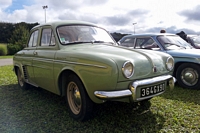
[22,66,28,79]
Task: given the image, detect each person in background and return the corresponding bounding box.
[176,31,188,42]
[160,29,166,33]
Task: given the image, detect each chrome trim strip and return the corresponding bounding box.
[54,60,107,68]
[33,58,53,62]
[23,63,32,66]
[32,65,51,69]
[94,90,132,99]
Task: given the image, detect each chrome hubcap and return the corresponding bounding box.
[181,68,198,86]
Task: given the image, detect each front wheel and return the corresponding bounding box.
[65,74,94,121]
[17,68,29,90]
[176,63,200,89]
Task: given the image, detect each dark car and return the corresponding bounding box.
[118,33,200,89]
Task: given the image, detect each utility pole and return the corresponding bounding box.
[133,23,137,34]
[42,5,48,23]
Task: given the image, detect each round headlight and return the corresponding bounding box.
[122,61,134,78]
[166,57,174,71]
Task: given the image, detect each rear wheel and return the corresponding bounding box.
[17,68,29,90]
[65,74,94,121]
[176,63,200,89]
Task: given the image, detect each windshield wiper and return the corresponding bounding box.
[91,40,115,45]
[91,40,104,43]
[63,41,92,45]
[63,40,115,45]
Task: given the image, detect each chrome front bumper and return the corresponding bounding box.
[94,75,176,102]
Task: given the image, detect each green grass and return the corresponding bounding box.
[0,55,13,59]
[0,65,200,133]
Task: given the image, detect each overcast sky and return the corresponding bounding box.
[1,0,200,34]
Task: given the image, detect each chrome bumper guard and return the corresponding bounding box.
[94,75,176,101]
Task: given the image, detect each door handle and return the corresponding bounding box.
[33,51,37,55]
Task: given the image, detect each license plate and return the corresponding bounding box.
[141,83,165,97]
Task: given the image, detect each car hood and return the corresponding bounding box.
[59,44,171,80]
[166,49,200,58]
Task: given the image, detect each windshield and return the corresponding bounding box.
[57,25,115,45]
[157,35,193,50]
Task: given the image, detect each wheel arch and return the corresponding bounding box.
[58,69,85,97]
[13,65,21,75]
[173,61,200,77]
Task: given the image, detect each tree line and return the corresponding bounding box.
[0,22,39,55]
[0,22,39,43]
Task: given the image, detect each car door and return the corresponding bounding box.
[32,27,58,94]
[20,30,39,85]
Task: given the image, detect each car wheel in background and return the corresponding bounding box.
[176,63,200,89]
[65,74,94,121]
[17,68,29,89]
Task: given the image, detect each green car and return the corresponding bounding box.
[13,20,175,121]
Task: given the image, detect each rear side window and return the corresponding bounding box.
[120,37,135,47]
[123,38,135,43]
[135,37,157,49]
[41,28,55,46]
[28,30,39,47]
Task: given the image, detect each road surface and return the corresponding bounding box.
[0,58,13,66]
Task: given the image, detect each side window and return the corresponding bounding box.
[28,33,34,47]
[28,30,39,47]
[32,31,38,47]
[135,38,158,49]
[41,28,55,46]
[120,37,135,47]
[124,38,135,43]
[135,38,146,48]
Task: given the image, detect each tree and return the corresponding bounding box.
[7,24,30,55]
[8,24,29,49]
[0,22,15,43]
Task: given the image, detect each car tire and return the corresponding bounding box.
[176,63,200,89]
[17,68,29,90]
[65,74,94,121]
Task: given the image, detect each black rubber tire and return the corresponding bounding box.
[176,63,200,89]
[65,74,94,121]
[17,68,29,90]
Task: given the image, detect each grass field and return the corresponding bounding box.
[0,65,200,133]
[0,55,13,59]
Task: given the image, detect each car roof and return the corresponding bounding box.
[31,20,98,30]
[123,33,176,38]
[187,34,200,37]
